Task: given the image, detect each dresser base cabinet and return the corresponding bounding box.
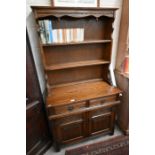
[46,82,122,151]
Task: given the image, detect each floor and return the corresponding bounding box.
[44,125,123,155]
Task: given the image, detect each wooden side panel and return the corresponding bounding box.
[115,71,129,135]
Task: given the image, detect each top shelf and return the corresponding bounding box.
[31,6,119,10]
[32,6,118,19]
[42,40,111,47]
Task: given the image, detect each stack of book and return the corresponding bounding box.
[38,20,84,44]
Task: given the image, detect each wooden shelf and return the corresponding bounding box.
[42,40,111,47]
[45,60,110,71]
[47,81,122,106]
[50,78,103,89]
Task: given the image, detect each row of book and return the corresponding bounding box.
[38,20,84,44]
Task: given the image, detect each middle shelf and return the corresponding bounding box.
[42,40,112,47]
[45,59,110,71]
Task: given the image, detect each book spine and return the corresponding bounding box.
[52,29,58,43]
[44,20,50,44]
[70,28,73,42]
[63,29,67,43]
[73,28,76,42]
[66,29,70,43]
[77,28,81,42]
[59,29,63,43]
[80,28,84,41]
[57,29,60,43]
[38,20,46,44]
[49,20,53,43]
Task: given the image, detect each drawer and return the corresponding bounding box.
[90,107,112,117]
[55,113,84,125]
[50,101,86,115]
[89,95,117,107]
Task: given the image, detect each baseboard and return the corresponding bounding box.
[27,139,52,155]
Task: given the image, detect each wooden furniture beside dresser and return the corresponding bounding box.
[26,30,51,154]
[115,0,129,135]
[31,6,122,151]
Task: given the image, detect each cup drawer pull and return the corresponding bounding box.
[67,105,74,111]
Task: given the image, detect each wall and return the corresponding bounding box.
[26,0,123,93]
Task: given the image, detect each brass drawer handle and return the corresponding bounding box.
[67,105,74,111]
[119,93,123,97]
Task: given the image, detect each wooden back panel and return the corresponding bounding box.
[47,65,109,86]
[44,43,111,65]
[46,16,113,40]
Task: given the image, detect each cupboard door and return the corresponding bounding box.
[89,108,115,136]
[54,113,86,144]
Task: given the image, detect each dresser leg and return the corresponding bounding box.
[109,131,114,136]
[54,142,61,152]
[109,127,115,135]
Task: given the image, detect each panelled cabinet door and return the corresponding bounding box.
[54,113,86,144]
[89,108,115,136]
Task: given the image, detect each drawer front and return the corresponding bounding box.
[50,101,86,115]
[90,107,112,117]
[89,95,117,107]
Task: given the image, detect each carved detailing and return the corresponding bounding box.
[33,9,115,19]
[111,18,115,40]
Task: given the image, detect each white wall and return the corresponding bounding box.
[26,0,123,93]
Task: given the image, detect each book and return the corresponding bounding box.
[80,28,84,41]
[77,28,81,42]
[63,29,67,43]
[49,20,53,43]
[59,29,63,43]
[70,28,73,42]
[52,29,58,43]
[38,20,46,44]
[66,29,71,43]
[73,28,77,42]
